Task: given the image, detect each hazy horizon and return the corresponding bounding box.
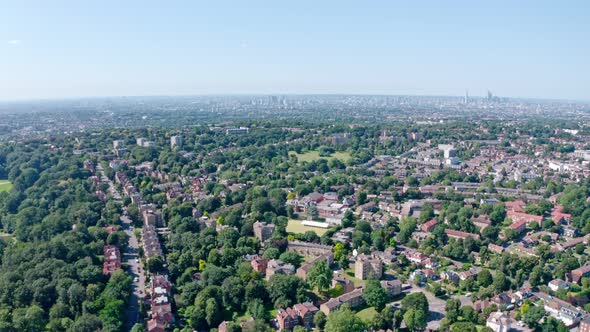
[2,1,589,101]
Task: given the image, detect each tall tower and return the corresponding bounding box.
[170,135,183,149]
[464,90,469,104]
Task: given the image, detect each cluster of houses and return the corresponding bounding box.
[83,128,590,332]
[147,276,174,332]
[102,244,121,275]
[108,162,175,332]
[286,191,352,225]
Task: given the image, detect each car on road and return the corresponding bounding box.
[133,277,139,282]
[135,258,139,263]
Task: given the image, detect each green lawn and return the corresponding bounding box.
[343,264,366,288]
[0,180,12,192]
[356,307,378,322]
[289,150,352,163]
[286,219,330,236]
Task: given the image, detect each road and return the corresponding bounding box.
[97,164,146,331]
[122,214,146,331]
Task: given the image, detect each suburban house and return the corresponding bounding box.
[486,311,511,332]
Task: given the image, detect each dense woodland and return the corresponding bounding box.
[0,142,131,332]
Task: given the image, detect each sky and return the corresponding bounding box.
[1,1,590,101]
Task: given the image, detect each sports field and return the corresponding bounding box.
[286,219,330,236]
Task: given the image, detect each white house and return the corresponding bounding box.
[486,311,511,332]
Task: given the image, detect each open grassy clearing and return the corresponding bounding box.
[0,180,12,192]
[286,219,330,236]
[356,307,378,322]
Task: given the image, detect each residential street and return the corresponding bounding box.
[98,164,146,331]
[122,214,146,331]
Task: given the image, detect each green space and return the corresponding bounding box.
[289,150,352,163]
[286,219,330,236]
[0,180,12,192]
[355,307,378,322]
[343,263,366,288]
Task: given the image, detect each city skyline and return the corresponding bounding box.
[2,1,590,101]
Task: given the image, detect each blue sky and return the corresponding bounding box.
[2,1,589,100]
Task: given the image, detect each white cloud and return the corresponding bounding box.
[7,40,21,45]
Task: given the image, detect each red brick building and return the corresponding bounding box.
[102,245,121,275]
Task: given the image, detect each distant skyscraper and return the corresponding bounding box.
[170,135,183,149]
[464,90,469,104]
[487,90,493,100]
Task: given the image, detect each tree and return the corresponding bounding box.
[401,292,429,314]
[267,274,307,308]
[307,204,319,220]
[325,306,367,332]
[451,321,477,332]
[263,247,280,259]
[333,242,346,261]
[524,306,545,329]
[493,271,508,293]
[99,299,125,331]
[146,255,165,274]
[248,299,267,320]
[314,311,327,330]
[403,308,427,331]
[397,217,417,244]
[279,251,303,268]
[363,280,388,311]
[308,260,332,292]
[71,314,102,332]
[205,298,222,327]
[222,276,245,312]
[540,316,568,332]
[477,269,493,287]
[461,306,478,324]
[445,299,461,323]
[13,305,47,332]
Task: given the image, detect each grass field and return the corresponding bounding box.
[356,307,378,322]
[289,150,352,163]
[286,219,330,236]
[0,180,12,192]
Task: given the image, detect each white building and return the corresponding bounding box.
[548,279,569,292]
[113,140,125,148]
[486,311,511,332]
[438,144,457,159]
[171,135,183,148]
